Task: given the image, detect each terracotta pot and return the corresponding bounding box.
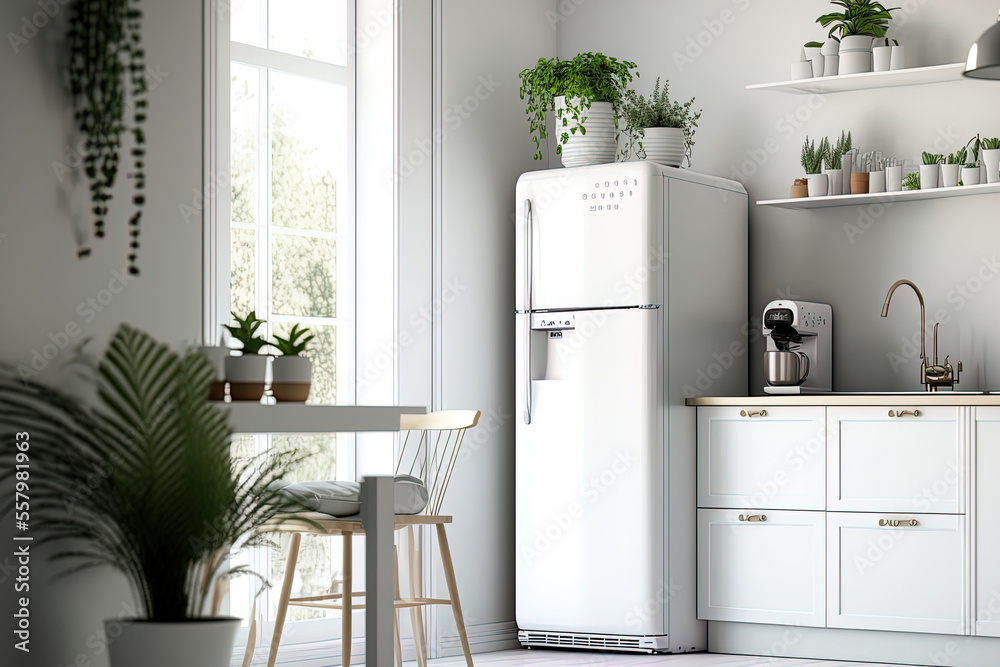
[790,180,809,198]
[850,172,870,195]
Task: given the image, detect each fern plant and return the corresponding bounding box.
[0,325,309,620]
[817,0,899,38]
[224,311,269,355]
[826,131,852,170]
[801,136,827,174]
[272,324,315,357]
[519,52,638,160]
[619,77,701,162]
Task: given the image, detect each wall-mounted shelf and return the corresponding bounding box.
[223,404,426,434]
[757,181,1000,209]
[746,62,966,94]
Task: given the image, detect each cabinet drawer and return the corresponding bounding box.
[828,406,963,513]
[827,512,967,635]
[698,406,825,510]
[697,508,825,627]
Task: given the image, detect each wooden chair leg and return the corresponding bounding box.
[394,546,403,667]
[406,525,428,667]
[241,596,258,667]
[436,524,474,667]
[267,532,301,667]
[342,531,353,667]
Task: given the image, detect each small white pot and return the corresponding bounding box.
[821,38,841,56]
[824,54,840,77]
[869,170,886,193]
[271,356,313,403]
[982,148,1000,184]
[886,165,903,192]
[553,96,617,168]
[962,167,981,186]
[890,45,906,70]
[107,618,240,667]
[839,51,872,74]
[823,168,843,196]
[807,53,824,77]
[840,35,874,52]
[225,354,269,401]
[640,127,686,167]
[806,173,829,197]
[791,61,813,80]
[940,163,961,188]
[872,46,892,72]
[919,164,940,190]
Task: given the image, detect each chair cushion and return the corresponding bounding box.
[268,475,429,517]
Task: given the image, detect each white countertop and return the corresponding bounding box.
[686,393,1000,407]
[221,404,427,433]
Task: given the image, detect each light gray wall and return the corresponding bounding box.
[558,0,1000,393]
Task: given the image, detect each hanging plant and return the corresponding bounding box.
[66,0,147,275]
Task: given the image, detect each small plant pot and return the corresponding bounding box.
[872,46,892,72]
[790,179,809,198]
[982,148,1000,184]
[806,173,829,197]
[850,172,870,194]
[869,170,886,193]
[824,55,840,77]
[808,53,825,77]
[640,127,686,167]
[838,51,872,74]
[919,164,940,190]
[823,168,844,196]
[940,163,961,188]
[886,165,903,192]
[198,346,230,401]
[107,618,240,667]
[962,167,981,186]
[890,45,906,70]
[790,61,813,80]
[225,355,269,402]
[554,96,617,168]
[271,356,312,403]
[821,38,841,57]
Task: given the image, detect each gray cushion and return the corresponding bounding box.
[269,475,429,517]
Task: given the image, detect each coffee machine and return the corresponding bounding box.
[763,300,833,394]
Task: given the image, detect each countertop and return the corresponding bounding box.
[686,393,1000,406]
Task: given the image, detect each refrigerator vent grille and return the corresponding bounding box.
[518,631,653,653]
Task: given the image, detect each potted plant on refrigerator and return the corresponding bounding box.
[982,137,1000,184]
[519,52,638,167]
[270,324,316,403]
[802,136,829,197]
[0,325,307,667]
[920,152,943,190]
[816,0,899,74]
[942,148,965,188]
[619,77,701,167]
[224,311,270,402]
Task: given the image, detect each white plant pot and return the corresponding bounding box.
[962,167,981,186]
[869,170,886,193]
[791,61,813,80]
[840,35,874,52]
[823,168,843,196]
[824,54,840,77]
[886,165,903,192]
[821,38,840,56]
[919,164,940,190]
[271,356,313,403]
[982,148,1000,184]
[225,354,269,401]
[872,46,892,72]
[940,163,961,188]
[554,96,616,168]
[838,51,872,74]
[806,173,829,197]
[640,127,686,167]
[890,45,906,70]
[807,53,824,77]
[107,618,240,667]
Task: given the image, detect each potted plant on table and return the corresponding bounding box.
[271,324,316,403]
[816,0,899,75]
[920,151,943,190]
[982,137,1000,184]
[519,52,638,167]
[0,325,305,667]
[802,136,829,197]
[224,311,270,402]
[619,77,701,167]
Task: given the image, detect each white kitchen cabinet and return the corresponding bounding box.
[698,406,826,510]
[828,406,963,513]
[697,508,826,627]
[827,511,967,635]
[976,407,1000,636]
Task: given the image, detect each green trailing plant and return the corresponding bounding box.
[826,130,852,169]
[224,311,269,355]
[0,325,310,620]
[519,52,638,160]
[801,136,827,174]
[272,324,315,357]
[922,151,943,165]
[817,0,899,38]
[619,77,702,162]
[983,137,1000,150]
[903,172,920,190]
[67,0,148,275]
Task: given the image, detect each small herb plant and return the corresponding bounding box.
[826,130,852,169]
[903,172,920,190]
[224,311,269,355]
[519,53,638,161]
[946,148,967,165]
[922,151,943,165]
[817,0,899,38]
[619,78,701,162]
[272,324,315,357]
[801,136,827,174]
[983,137,1000,150]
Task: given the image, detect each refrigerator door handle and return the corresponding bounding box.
[523,198,533,425]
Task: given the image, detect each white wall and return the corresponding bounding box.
[558,0,1000,393]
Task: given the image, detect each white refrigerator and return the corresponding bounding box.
[515,162,748,653]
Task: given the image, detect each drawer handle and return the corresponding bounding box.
[739,514,767,522]
[740,409,767,418]
[879,518,918,527]
[887,409,921,418]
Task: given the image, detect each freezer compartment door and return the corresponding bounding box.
[515,165,663,311]
[515,307,665,636]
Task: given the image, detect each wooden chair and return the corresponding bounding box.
[246,410,481,667]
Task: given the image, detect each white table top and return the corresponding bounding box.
[222,404,427,434]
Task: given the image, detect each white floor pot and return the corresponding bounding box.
[919,164,940,190]
[806,173,829,197]
[271,356,312,403]
[983,148,1000,184]
[890,45,906,70]
[823,168,843,195]
[962,166,981,186]
[225,355,269,401]
[554,96,616,168]
[640,127,686,167]
[940,163,960,188]
[872,46,892,72]
[107,618,240,667]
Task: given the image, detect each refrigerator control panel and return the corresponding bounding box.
[582,177,641,213]
[531,313,576,330]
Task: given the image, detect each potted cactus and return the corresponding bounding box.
[823,130,851,195]
[270,324,316,403]
[223,311,270,401]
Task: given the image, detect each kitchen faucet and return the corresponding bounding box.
[880,279,962,392]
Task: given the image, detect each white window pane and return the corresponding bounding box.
[230,0,263,47]
[230,228,256,317]
[271,235,337,318]
[231,63,260,226]
[268,0,347,66]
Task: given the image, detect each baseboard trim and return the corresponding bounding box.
[437,620,521,657]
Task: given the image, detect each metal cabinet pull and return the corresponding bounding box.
[879,518,918,527]
[740,409,767,418]
[738,514,767,522]
[887,409,921,418]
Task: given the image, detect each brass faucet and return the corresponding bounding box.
[880,279,962,392]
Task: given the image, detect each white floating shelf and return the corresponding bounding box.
[757,181,1000,210]
[746,62,966,94]
[223,404,426,434]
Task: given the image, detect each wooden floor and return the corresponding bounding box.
[423,649,921,667]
